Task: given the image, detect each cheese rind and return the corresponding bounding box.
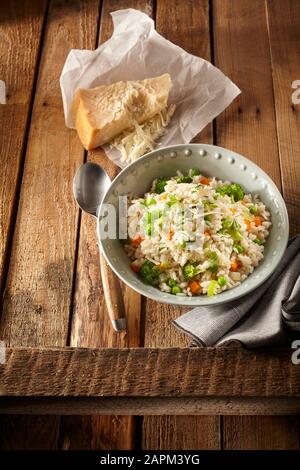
[71,74,172,150]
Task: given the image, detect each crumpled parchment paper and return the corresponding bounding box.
[60,8,240,168]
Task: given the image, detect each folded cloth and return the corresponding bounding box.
[173,236,300,348]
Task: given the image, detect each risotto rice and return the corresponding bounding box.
[124,169,271,297]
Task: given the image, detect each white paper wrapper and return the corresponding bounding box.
[60,8,240,168]
[0,80,6,104]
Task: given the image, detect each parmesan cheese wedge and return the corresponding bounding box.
[72,74,172,150]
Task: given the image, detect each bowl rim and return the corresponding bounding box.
[97,143,289,306]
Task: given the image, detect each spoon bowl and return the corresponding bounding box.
[73,162,111,218]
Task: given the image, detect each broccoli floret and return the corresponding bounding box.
[231,183,245,201]
[183,263,200,281]
[176,176,193,184]
[190,168,201,177]
[167,278,177,288]
[216,183,245,202]
[155,177,169,194]
[222,218,243,241]
[139,260,161,285]
[206,251,218,273]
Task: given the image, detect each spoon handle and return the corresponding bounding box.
[99,253,127,331]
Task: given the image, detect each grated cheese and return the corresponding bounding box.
[111,104,176,163]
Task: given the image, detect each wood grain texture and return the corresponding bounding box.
[3,397,300,416]
[0,0,47,290]
[266,0,300,235]
[2,347,298,397]
[60,0,153,451]
[0,416,60,450]
[213,0,281,188]
[223,416,300,450]
[213,0,299,451]
[0,0,99,347]
[142,0,220,451]
[143,416,220,450]
[0,0,48,449]
[0,0,100,450]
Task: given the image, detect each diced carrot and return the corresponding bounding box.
[204,230,211,237]
[188,280,201,295]
[241,200,247,205]
[167,229,174,240]
[200,177,211,185]
[131,236,144,246]
[230,259,241,272]
[131,262,140,273]
[160,193,168,200]
[244,219,252,232]
[253,216,262,226]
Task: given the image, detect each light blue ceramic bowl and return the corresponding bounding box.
[98,144,289,306]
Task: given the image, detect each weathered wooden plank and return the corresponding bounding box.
[213,0,299,451]
[143,416,219,450]
[2,397,300,416]
[0,0,100,451]
[213,0,281,187]
[0,0,99,347]
[0,416,60,450]
[60,0,153,451]
[266,0,300,235]
[222,416,300,450]
[142,0,220,451]
[1,347,299,397]
[0,0,47,289]
[0,0,49,449]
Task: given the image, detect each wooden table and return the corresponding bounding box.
[0,0,300,450]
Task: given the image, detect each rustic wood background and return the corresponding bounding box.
[0,0,300,450]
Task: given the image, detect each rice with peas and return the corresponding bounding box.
[124,169,271,297]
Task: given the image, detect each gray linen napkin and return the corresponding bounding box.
[173,236,300,348]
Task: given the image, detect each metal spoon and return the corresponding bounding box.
[73,162,126,332]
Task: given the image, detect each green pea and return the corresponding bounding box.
[171,286,182,294]
[218,276,227,287]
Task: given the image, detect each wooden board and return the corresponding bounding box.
[0,415,60,450]
[222,416,300,450]
[59,0,153,451]
[0,0,99,347]
[266,0,300,236]
[213,0,299,451]
[0,0,100,450]
[0,0,47,289]
[3,397,300,416]
[2,347,298,397]
[142,0,220,451]
[0,0,49,451]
